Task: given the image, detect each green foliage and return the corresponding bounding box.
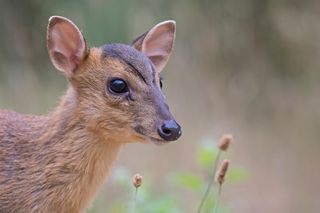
[137,196,182,213]
[196,139,219,170]
[172,172,203,191]
[227,167,248,184]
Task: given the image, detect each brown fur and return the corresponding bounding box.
[0,17,179,212]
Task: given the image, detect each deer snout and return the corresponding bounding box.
[158,120,181,141]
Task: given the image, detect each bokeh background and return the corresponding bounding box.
[0,0,319,212]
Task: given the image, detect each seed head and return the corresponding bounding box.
[218,134,233,151]
[216,159,230,185]
[132,173,143,188]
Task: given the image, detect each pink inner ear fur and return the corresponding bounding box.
[141,22,175,72]
[48,19,86,74]
[143,26,172,56]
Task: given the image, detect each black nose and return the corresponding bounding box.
[158,120,182,141]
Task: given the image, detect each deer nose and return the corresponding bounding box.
[158,120,182,141]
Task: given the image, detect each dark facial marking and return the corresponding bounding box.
[125,62,147,84]
[102,44,154,84]
[133,125,146,136]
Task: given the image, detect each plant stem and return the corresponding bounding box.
[213,184,222,213]
[130,188,138,213]
[197,150,221,213]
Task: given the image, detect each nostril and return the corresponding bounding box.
[158,120,182,141]
[161,125,172,135]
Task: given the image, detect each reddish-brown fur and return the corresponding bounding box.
[0,16,180,212]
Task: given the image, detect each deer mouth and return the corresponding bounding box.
[137,133,168,146]
[133,125,167,145]
[147,136,168,146]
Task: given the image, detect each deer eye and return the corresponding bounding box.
[109,78,128,94]
[160,79,163,89]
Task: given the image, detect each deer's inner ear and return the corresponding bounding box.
[47,16,88,76]
[131,20,176,73]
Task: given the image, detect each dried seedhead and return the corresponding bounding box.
[132,173,143,188]
[218,134,233,151]
[216,159,230,185]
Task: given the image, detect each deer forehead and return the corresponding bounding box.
[101,43,157,83]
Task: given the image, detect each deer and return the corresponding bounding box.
[0,16,181,213]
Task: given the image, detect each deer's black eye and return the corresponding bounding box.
[160,79,163,89]
[109,78,128,94]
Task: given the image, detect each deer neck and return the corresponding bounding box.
[39,87,124,211]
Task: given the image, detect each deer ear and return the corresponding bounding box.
[132,20,176,73]
[47,16,88,76]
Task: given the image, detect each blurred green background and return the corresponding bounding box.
[0,0,319,212]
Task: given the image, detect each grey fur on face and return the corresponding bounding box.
[102,43,156,84]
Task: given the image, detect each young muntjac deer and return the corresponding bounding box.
[0,16,181,212]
